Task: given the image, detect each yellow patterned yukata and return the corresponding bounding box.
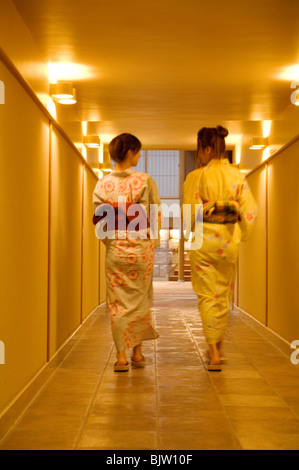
[93,168,160,351]
[183,158,257,345]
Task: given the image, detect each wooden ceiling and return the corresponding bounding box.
[12,0,299,157]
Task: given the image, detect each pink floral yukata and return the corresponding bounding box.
[93,168,160,352]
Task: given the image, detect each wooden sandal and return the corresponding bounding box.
[114,361,129,372]
[131,355,146,368]
[206,361,222,372]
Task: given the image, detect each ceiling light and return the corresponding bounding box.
[249,137,268,150]
[50,82,76,104]
[48,62,94,82]
[83,135,101,148]
[276,65,299,81]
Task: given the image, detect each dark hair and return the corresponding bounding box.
[109,133,142,163]
[197,125,229,158]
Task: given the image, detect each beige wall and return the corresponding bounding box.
[0,59,49,414]
[48,128,83,357]
[238,166,267,324]
[237,136,299,344]
[267,140,299,342]
[99,242,107,305]
[82,167,100,321]
[0,54,104,417]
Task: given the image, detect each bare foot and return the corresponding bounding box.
[208,343,221,365]
[116,351,128,366]
[132,344,144,362]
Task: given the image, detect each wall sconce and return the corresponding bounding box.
[249,137,268,150]
[50,82,76,104]
[83,135,101,148]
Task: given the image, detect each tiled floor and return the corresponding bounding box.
[1,281,299,450]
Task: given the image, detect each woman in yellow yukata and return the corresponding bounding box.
[93,133,161,372]
[183,126,257,371]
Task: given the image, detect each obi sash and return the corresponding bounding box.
[203,200,240,224]
[92,202,150,231]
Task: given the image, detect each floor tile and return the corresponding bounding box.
[158,431,242,450]
[76,430,158,450]
[1,281,299,451]
[237,432,299,450]
[219,394,286,407]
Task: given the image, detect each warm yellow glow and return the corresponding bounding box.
[262,120,272,138]
[74,143,87,160]
[50,82,76,104]
[226,134,242,165]
[46,97,57,120]
[98,143,104,164]
[160,229,169,241]
[57,97,76,105]
[99,133,116,144]
[262,147,271,161]
[170,229,180,240]
[276,64,299,81]
[37,93,50,107]
[86,143,100,148]
[249,137,268,150]
[234,142,241,165]
[48,62,94,83]
[81,145,87,160]
[52,92,73,99]
[82,121,87,136]
[83,135,101,148]
[250,112,263,121]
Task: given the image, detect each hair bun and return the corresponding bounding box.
[216,126,229,138]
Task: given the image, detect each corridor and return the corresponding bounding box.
[1,282,299,451]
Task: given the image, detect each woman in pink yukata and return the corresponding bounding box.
[93,133,161,371]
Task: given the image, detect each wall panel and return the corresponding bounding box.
[49,129,83,357]
[267,142,299,342]
[99,242,106,305]
[0,60,49,412]
[82,167,100,321]
[238,167,267,324]
[237,136,299,345]
[0,49,104,428]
